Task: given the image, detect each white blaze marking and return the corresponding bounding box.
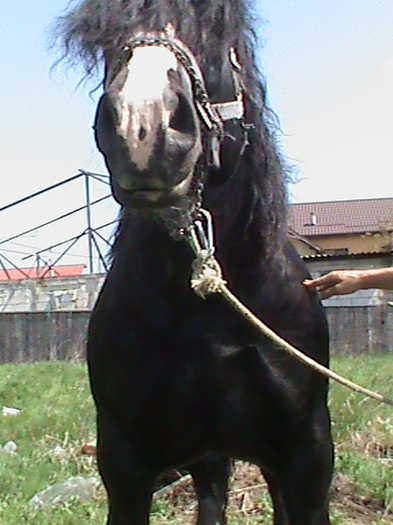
[124,47,177,102]
[118,47,178,171]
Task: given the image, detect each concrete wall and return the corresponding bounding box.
[0,274,105,313]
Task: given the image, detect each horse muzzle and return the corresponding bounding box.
[94,85,202,209]
[110,169,194,209]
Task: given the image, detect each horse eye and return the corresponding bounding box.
[119,46,133,66]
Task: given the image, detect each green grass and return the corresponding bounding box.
[328,355,393,524]
[0,362,103,524]
[0,356,392,524]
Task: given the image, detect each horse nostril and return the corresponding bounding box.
[169,92,196,135]
[138,126,147,141]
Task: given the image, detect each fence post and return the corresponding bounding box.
[84,172,94,274]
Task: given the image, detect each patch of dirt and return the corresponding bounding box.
[152,462,392,524]
[350,434,393,464]
[331,473,391,524]
[152,463,269,524]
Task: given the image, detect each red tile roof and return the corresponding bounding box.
[0,264,86,281]
[289,198,393,236]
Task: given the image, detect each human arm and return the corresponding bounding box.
[303,267,393,299]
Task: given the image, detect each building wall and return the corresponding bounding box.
[291,231,392,257]
[0,274,105,313]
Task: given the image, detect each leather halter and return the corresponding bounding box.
[105,36,247,169]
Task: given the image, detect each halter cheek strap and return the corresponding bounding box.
[212,48,245,122]
[196,47,248,169]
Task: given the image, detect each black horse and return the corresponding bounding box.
[55,1,333,523]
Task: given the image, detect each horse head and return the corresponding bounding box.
[95,30,204,208]
[94,29,246,210]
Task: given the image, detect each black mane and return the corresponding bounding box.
[53,0,291,258]
[54,1,260,77]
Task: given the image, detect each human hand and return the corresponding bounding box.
[303,270,363,299]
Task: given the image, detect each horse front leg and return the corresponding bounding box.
[188,454,231,525]
[97,416,155,525]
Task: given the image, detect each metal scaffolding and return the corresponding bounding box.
[0,170,117,278]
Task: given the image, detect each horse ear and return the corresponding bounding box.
[103,62,109,85]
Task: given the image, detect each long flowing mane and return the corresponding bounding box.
[55,0,261,79]
[53,0,291,256]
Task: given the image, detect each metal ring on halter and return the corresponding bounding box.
[187,208,215,256]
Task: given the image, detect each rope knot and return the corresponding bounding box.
[191,249,227,298]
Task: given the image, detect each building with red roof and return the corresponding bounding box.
[289,198,393,258]
[0,264,86,281]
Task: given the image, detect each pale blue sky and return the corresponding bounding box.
[1,1,393,265]
[261,0,393,203]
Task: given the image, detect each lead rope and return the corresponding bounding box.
[187,210,393,407]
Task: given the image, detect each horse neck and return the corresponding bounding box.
[112,211,194,283]
[203,162,287,274]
